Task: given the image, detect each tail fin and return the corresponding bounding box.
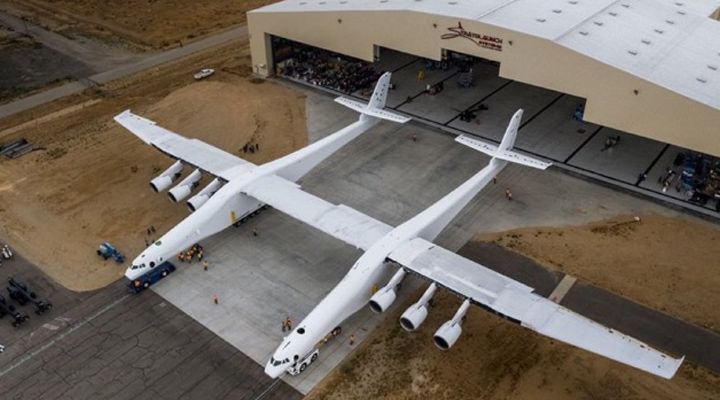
[498,109,522,151]
[455,108,551,170]
[334,72,411,124]
[368,71,392,110]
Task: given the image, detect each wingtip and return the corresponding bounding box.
[113,109,132,122]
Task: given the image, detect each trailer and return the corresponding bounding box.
[128,262,176,293]
[7,277,52,314]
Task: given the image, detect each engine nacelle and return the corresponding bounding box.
[168,169,201,203]
[399,283,436,331]
[432,299,470,350]
[150,160,183,192]
[368,268,405,314]
[369,289,397,314]
[433,320,463,350]
[400,305,428,332]
[187,178,222,212]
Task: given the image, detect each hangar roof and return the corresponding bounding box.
[253,0,720,110]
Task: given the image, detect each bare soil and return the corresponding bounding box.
[9,0,276,49]
[475,214,720,332]
[307,214,720,399]
[0,42,307,291]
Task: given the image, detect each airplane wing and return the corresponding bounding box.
[387,237,684,379]
[242,174,392,251]
[114,110,255,181]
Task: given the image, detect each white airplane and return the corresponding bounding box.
[116,74,683,380]
[261,110,684,380]
[114,72,409,284]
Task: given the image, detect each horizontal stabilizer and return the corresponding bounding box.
[334,97,411,124]
[455,134,551,170]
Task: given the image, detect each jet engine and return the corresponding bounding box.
[433,299,470,350]
[399,283,437,331]
[187,178,222,212]
[150,161,183,192]
[168,169,202,203]
[368,269,405,314]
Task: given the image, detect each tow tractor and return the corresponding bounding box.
[287,326,341,375]
[128,261,176,293]
[7,277,52,314]
[0,295,29,327]
[287,349,319,375]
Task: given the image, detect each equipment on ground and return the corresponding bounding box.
[2,244,13,260]
[128,262,176,293]
[0,295,28,327]
[97,242,125,263]
[287,348,319,376]
[7,277,52,314]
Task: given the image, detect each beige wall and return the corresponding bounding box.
[248,10,720,157]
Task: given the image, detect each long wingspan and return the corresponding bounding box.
[114,110,254,180]
[387,237,684,379]
[242,172,682,379]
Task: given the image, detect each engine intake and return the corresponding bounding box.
[433,299,470,350]
[168,169,201,203]
[399,283,436,331]
[368,268,405,314]
[150,161,183,192]
[187,178,222,212]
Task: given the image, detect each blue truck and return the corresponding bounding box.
[128,262,176,293]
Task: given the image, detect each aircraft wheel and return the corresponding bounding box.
[161,270,168,277]
[143,281,150,289]
[299,363,307,373]
[311,353,318,363]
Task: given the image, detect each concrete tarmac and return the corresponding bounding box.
[0,254,301,400]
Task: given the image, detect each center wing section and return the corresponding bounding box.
[387,237,684,379]
[242,174,392,251]
[114,110,254,181]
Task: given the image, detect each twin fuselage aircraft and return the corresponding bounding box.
[115,72,683,381]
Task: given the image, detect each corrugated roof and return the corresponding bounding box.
[253,0,720,109]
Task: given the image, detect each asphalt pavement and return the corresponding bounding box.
[0,23,248,120]
[0,253,301,400]
[458,241,720,374]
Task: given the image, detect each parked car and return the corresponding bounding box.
[194,68,215,80]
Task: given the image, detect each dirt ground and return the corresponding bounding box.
[0,42,307,291]
[307,214,720,400]
[7,0,276,49]
[474,214,720,332]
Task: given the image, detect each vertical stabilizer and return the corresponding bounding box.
[498,109,523,151]
[367,72,392,110]
[333,72,411,124]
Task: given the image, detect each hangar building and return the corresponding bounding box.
[248,0,720,157]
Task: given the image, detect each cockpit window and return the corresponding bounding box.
[297,327,305,334]
[131,265,139,270]
[154,240,162,246]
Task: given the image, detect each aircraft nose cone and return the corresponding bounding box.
[264,361,284,378]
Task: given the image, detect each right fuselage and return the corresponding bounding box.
[265,159,506,378]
